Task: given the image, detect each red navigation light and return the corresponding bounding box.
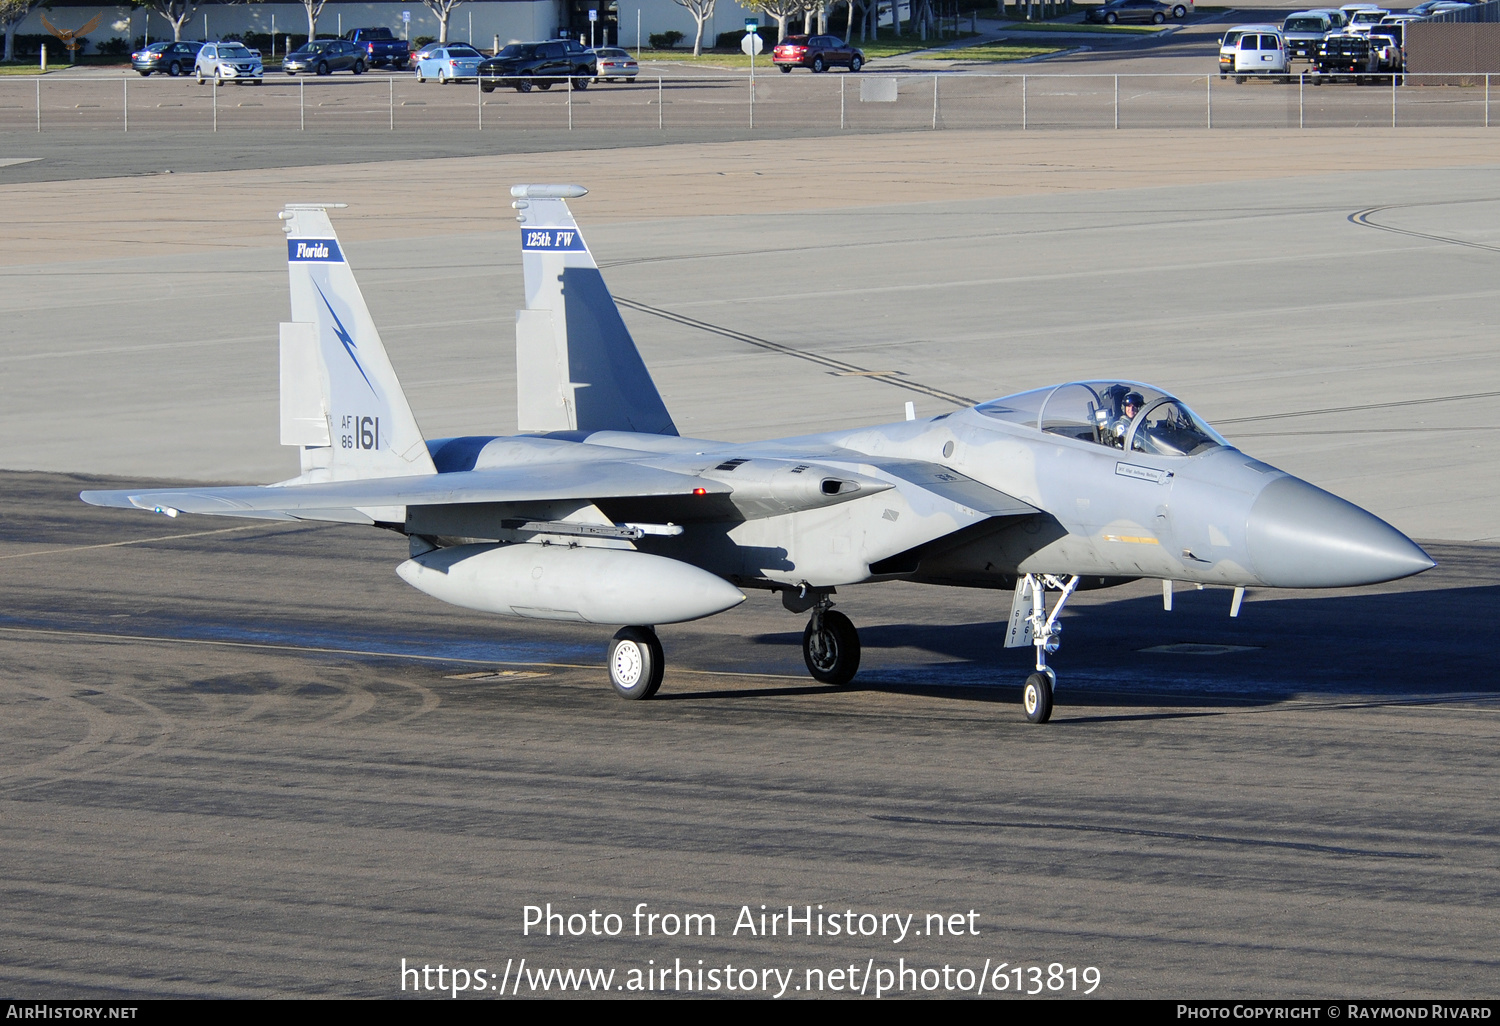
[693,487,707,496]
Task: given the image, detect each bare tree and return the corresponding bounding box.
[130,0,198,42]
[741,0,808,42]
[1,0,43,61]
[292,0,331,38]
[129,0,259,42]
[673,0,715,55]
[418,0,469,43]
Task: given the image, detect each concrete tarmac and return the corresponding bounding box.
[1,126,1498,997]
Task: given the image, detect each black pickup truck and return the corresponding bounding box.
[343,27,409,69]
[1312,34,1377,82]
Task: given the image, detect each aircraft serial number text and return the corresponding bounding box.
[340,415,379,451]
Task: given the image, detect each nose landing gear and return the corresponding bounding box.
[1008,573,1080,723]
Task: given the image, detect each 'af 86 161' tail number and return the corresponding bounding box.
[341,415,379,450]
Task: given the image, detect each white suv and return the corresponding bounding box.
[195,42,263,85]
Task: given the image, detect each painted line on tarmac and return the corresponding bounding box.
[615,295,979,407]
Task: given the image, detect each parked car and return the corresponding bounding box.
[477,40,596,92]
[410,40,470,66]
[343,26,409,69]
[1407,0,1470,14]
[131,40,204,76]
[771,34,865,72]
[588,46,638,82]
[1226,28,1289,81]
[416,43,485,84]
[1308,7,1351,28]
[1083,0,1176,24]
[1219,23,1280,76]
[1339,6,1390,33]
[1281,12,1335,60]
[194,41,262,85]
[283,39,367,76]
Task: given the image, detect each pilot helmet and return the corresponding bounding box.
[1122,391,1145,414]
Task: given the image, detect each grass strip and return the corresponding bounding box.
[914,44,1062,60]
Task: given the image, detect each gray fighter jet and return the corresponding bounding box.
[82,186,1435,722]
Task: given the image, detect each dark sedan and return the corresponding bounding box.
[477,40,596,93]
[1083,0,1175,24]
[284,39,367,76]
[130,40,203,76]
[771,34,864,73]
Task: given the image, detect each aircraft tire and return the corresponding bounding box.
[1022,672,1053,724]
[803,610,860,687]
[609,626,664,700]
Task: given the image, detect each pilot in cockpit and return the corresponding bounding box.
[1095,389,1145,448]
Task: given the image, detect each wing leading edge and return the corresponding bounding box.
[80,462,732,520]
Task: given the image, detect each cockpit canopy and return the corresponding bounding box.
[976,381,1228,457]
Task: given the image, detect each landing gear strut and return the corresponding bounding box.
[797,591,860,686]
[608,625,663,700]
[1013,573,1080,723]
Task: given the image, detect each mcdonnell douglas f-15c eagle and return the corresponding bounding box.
[82,185,1435,723]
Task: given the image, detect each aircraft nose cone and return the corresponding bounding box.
[1247,477,1435,587]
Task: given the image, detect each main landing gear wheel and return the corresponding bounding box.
[803,609,860,686]
[1022,672,1053,724]
[609,626,664,700]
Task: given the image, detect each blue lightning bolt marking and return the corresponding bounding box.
[312,279,377,395]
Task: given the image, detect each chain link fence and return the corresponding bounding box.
[2,72,1497,133]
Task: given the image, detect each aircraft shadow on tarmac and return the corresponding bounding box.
[722,581,1500,712]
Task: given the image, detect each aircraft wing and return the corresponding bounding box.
[80,462,731,520]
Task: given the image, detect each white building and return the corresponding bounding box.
[13,0,771,54]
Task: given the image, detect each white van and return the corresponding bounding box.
[1221,25,1290,80]
[1220,23,1279,76]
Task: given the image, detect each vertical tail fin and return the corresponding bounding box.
[279,204,435,481]
[511,184,677,437]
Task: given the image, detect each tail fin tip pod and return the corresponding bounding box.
[512,183,678,438]
[280,203,435,482]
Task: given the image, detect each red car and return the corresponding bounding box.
[772,34,864,73]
